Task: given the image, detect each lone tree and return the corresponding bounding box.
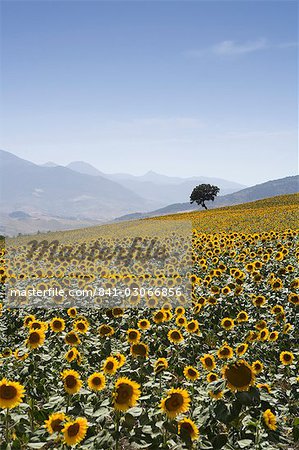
[190,184,220,210]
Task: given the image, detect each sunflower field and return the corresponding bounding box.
[0,194,298,449]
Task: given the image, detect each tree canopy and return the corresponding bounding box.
[190,184,220,210]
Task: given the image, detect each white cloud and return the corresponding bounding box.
[186,38,297,58]
[212,38,268,55]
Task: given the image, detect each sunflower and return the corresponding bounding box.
[50,317,66,333]
[178,418,199,441]
[255,320,267,331]
[62,417,88,446]
[279,351,294,366]
[176,315,187,327]
[103,356,119,375]
[45,412,68,434]
[163,310,173,322]
[223,360,255,392]
[160,388,190,419]
[252,295,266,307]
[87,372,106,392]
[263,409,277,431]
[138,319,150,330]
[283,323,293,334]
[236,311,248,322]
[207,372,218,383]
[2,348,12,358]
[252,360,263,374]
[154,358,168,374]
[26,330,45,349]
[130,343,149,358]
[74,320,89,334]
[257,383,271,393]
[112,307,124,318]
[258,329,269,341]
[268,331,279,342]
[98,324,114,337]
[217,344,234,360]
[183,366,199,381]
[175,306,185,316]
[153,310,166,324]
[113,377,141,411]
[167,329,184,344]
[23,315,35,327]
[185,320,199,333]
[30,320,48,332]
[209,390,224,400]
[61,370,82,394]
[65,347,79,363]
[127,329,141,344]
[0,379,25,409]
[288,293,299,305]
[114,353,126,368]
[14,349,29,361]
[67,307,77,318]
[65,331,81,346]
[236,343,248,356]
[200,354,216,371]
[221,318,235,331]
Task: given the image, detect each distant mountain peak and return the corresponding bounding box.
[67,161,104,177]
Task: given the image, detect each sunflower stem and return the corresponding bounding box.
[5,408,9,443]
[115,411,120,450]
[66,394,71,414]
[254,412,262,450]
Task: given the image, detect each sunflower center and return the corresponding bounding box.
[29,332,40,343]
[220,347,230,356]
[284,354,291,361]
[188,369,196,376]
[65,375,77,388]
[51,418,63,433]
[225,363,253,388]
[171,331,181,340]
[205,357,213,366]
[67,423,80,437]
[132,344,146,356]
[67,334,78,344]
[106,361,114,370]
[165,393,183,411]
[116,384,133,404]
[129,332,137,340]
[180,422,193,435]
[100,326,111,335]
[77,323,85,330]
[53,320,62,329]
[92,377,102,386]
[0,385,17,400]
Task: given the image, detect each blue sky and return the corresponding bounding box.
[1,1,297,185]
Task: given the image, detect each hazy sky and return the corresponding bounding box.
[1,1,298,185]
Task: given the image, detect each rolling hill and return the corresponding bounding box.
[115,175,299,221]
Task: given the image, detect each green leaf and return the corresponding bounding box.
[27,444,46,449]
[128,406,143,417]
[238,439,253,448]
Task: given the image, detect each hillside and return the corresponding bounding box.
[116,175,299,221]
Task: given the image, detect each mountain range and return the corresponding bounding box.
[1,149,297,236]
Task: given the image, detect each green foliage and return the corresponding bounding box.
[190,184,220,209]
